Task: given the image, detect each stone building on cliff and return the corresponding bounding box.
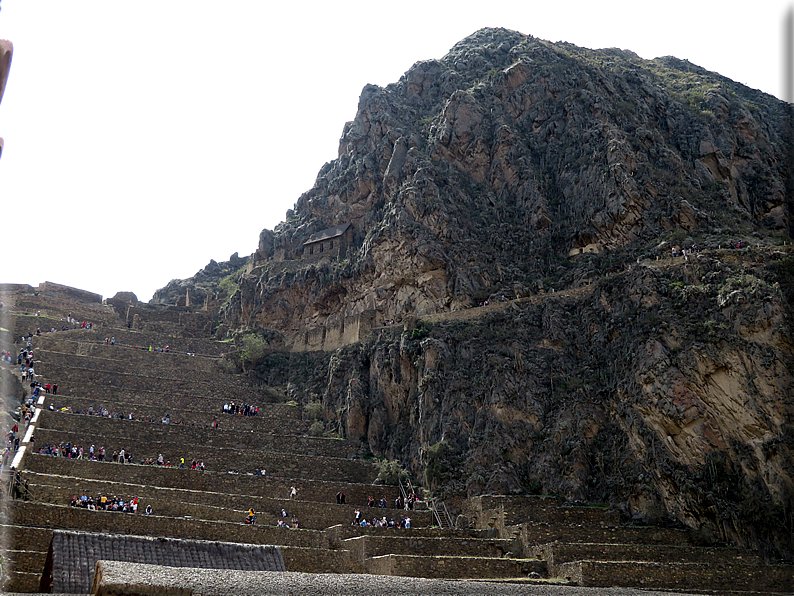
[302,222,352,259]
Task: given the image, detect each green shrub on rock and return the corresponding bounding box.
[376,460,409,485]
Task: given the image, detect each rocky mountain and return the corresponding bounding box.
[157,28,793,557]
[150,252,249,307]
[222,27,789,339]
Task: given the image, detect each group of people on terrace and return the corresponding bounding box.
[134,344,170,352]
[359,493,417,511]
[353,509,411,528]
[36,443,115,461]
[70,492,142,513]
[48,403,218,429]
[671,243,700,258]
[222,402,259,416]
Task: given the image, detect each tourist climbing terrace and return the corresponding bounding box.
[1,283,792,594]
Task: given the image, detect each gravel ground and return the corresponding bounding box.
[85,561,697,596]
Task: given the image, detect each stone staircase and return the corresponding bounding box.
[2,287,793,594]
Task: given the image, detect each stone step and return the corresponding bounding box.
[364,554,547,580]
[342,535,516,560]
[41,398,305,430]
[22,458,385,504]
[521,521,696,547]
[557,560,794,592]
[30,433,371,481]
[34,412,349,458]
[533,541,765,569]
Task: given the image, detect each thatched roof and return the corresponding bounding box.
[45,530,285,594]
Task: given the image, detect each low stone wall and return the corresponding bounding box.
[365,554,546,579]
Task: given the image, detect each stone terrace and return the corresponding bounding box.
[4,287,793,595]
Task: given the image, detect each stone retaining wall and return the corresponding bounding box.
[342,535,513,560]
[35,412,349,459]
[7,549,47,574]
[469,495,613,531]
[43,390,287,419]
[11,501,327,549]
[325,524,491,547]
[28,480,431,531]
[521,522,695,549]
[38,329,229,356]
[290,310,377,352]
[0,523,53,552]
[280,546,357,574]
[31,432,370,481]
[33,365,263,402]
[41,403,304,433]
[533,541,764,571]
[365,554,546,579]
[7,571,41,593]
[29,484,257,525]
[557,560,794,591]
[36,348,223,378]
[25,453,378,493]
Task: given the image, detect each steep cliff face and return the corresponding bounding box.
[222,28,789,339]
[160,28,794,556]
[252,248,794,557]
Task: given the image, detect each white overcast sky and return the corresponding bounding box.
[0,1,791,302]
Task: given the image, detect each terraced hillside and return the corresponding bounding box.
[1,286,793,594]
